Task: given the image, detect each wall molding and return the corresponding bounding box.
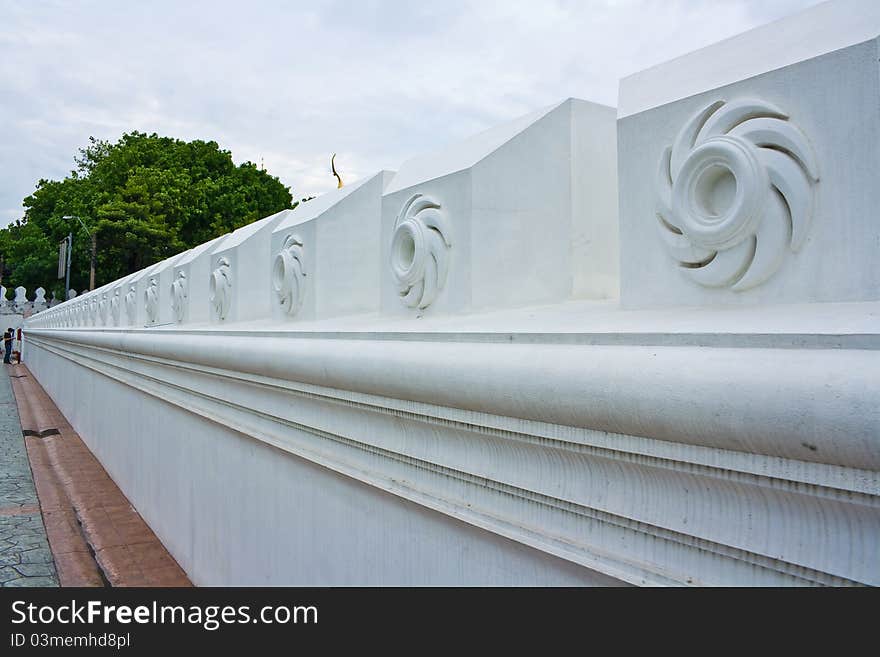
[26,330,878,586]
[26,328,880,471]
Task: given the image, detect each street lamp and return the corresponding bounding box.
[62,215,97,293]
[58,233,72,300]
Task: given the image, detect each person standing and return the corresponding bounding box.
[3,328,12,364]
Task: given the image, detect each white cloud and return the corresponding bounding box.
[0,0,823,226]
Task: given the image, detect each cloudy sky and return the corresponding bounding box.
[0,0,822,226]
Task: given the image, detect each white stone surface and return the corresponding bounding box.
[13,286,27,312]
[22,318,879,585]
[381,98,618,317]
[171,235,227,325]
[209,210,293,324]
[21,0,880,586]
[270,170,395,322]
[120,251,190,326]
[24,341,623,585]
[618,28,880,308]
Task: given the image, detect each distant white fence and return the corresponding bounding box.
[0,284,71,317]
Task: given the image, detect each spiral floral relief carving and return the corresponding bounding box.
[110,288,121,326]
[210,257,232,320]
[273,234,306,316]
[144,277,160,324]
[124,285,137,325]
[98,292,108,326]
[390,193,452,309]
[171,271,187,323]
[656,98,819,291]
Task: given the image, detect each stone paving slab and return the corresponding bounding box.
[0,366,58,587]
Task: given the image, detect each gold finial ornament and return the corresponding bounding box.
[331,153,344,189]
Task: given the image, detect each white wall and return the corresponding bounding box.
[22,1,880,587]
[25,338,623,586]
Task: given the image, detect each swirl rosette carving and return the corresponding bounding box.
[98,292,108,326]
[390,193,452,309]
[210,257,232,320]
[110,288,121,326]
[171,271,187,323]
[124,284,137,325]
[656,98,819,290]
[144,277,160,324]
[273,234,306,316]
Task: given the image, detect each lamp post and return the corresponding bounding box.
[62,215,96,292]
[61,233,72,299]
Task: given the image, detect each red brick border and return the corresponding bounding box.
[8,364,191,587]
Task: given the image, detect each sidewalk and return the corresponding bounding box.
[3,364,191,587]
[0,364,58,586]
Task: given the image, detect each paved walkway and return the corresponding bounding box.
[0,365,58,587]
[3,364,191,587]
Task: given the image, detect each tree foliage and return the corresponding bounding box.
[0,132,296,298]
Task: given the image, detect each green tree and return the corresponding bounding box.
[0,132,295,299]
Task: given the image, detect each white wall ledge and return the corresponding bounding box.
[25,326,880,473]
[24,328,879,585]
